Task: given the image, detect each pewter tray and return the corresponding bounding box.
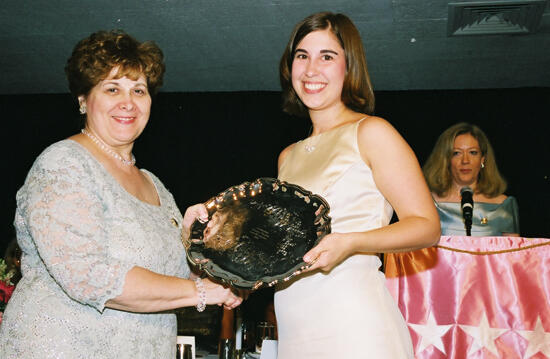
[186,177,331,289]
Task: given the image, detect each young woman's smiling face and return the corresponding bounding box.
[291,28,347,112]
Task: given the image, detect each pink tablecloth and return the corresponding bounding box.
[385,236,550,359]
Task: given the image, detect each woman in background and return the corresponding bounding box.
[0,30,241,358]
[423,122,519,236]
[274,12,440,358]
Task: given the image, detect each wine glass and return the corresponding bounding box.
[255,322,275,354]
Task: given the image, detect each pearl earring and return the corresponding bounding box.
[481,162,485,169]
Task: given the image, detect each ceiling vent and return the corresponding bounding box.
[448,0,548,36]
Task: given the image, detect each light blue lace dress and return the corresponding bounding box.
[0,140,189,358]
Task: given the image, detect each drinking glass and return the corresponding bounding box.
[255,322,275,353]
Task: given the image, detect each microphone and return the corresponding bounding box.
[460,186,474,236]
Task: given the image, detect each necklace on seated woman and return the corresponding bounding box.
[81,128,136,166]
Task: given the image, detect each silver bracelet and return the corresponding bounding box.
[194,277,206,312]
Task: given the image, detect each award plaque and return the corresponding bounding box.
[186,177,331,289]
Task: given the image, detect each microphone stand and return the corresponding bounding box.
[464,217,472,236]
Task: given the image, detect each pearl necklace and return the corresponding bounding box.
[81,129,136,166]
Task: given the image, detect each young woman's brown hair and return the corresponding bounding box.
[279,12,374,117]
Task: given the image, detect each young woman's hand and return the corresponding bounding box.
[302,232,355,273]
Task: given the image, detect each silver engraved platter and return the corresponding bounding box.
[186,177,331,290]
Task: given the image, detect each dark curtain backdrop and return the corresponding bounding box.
[1,87,549,255]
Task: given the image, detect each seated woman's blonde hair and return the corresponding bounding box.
[422,122,507,198]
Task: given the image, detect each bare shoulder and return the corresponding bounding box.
[278,142,296,170]
[494,194,508,203]
[357,115,394,134]
[357,116,404,146]
[357,115,411,164]
[474,193,508,204]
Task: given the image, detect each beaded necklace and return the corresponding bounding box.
[81,128,136,166]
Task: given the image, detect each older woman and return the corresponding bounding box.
[0,30,241,358]
[423,122,520,236]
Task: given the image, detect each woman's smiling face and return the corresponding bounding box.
[80,67,151,147]
[291,28,347,112]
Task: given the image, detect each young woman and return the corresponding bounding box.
[274,12,440,358]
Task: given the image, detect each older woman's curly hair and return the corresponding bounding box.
[423,122,507,198]
[279,12,374,117]
[65,30,165,97]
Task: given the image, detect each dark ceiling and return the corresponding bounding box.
[1,0,549,95]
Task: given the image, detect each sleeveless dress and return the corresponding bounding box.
[436,197,520,236]
[274,120,414,358]
[0,140,189,359]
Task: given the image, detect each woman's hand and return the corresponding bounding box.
[202,278,243,310]
[302,232,354,273]
[182,204,209,242]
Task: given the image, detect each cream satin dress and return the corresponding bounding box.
[275,119,414,358]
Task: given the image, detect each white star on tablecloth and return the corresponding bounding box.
[408,312,453,355]
[517,316,550,358]
[459,312,508,356]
